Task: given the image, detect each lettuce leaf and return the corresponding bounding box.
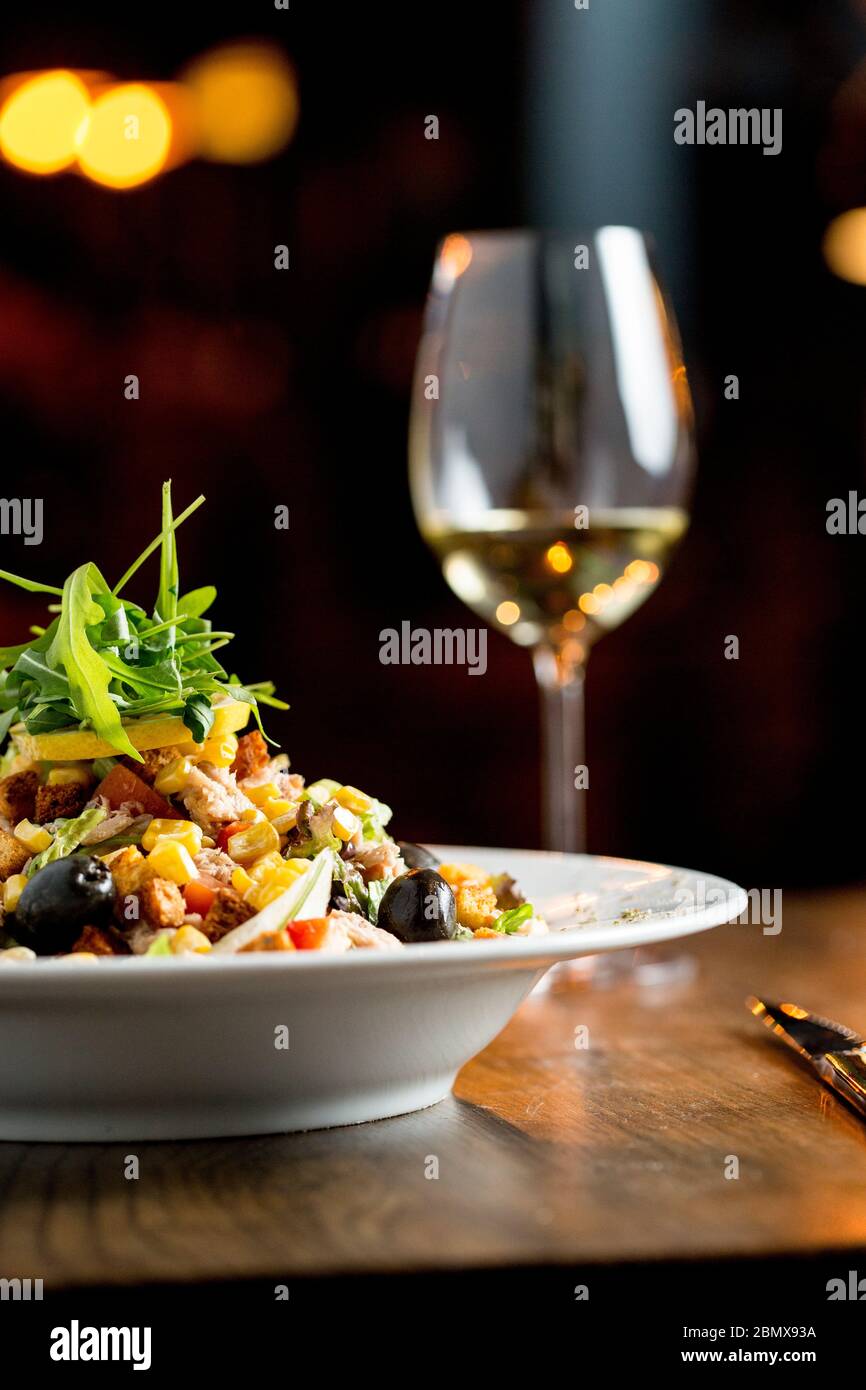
[28,805,107,875]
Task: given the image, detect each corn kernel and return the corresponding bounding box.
[3,874,28,911]
[246,781,282,806]
[259,863,304,889]
[271,808,299,835]
[237,805,266,823]
[332,805,360,841]
[58,952,99,963]
[47,762,92,787]
[146,839,199,885]
[231,866,255,895]
[248,851,285,883]
[142,818,202,856]
[201,835,215,849]
[334,784,374,814]
[200,733,238,768]
[250,879,294,909]
[262,797,292,821]
[14,819,52,853]
[226,820,280,864]
[280,857,310,879]
[171,925,211,954]
[154,756,193,796]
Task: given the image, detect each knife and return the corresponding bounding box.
[747,996,866,1120]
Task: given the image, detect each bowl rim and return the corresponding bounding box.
[0,846,747,989]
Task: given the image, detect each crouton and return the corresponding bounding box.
[34,782,88,824]
[0,769,38,824]
[120,746,184,786]
[231,730,269,782]
[0,826,30,880]
[109,847,157,905]
[201,885,256,942]
[455,882,499,932]
[70,924,130,956]
[138,876,186,929]
[239,927,294,952]
[438,862,492,889]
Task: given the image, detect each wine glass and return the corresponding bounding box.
[409,228,694,859]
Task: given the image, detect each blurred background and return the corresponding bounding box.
[1,0,865,888]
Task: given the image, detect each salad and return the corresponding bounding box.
[0,484,546,961]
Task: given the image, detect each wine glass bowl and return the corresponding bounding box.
[410,228,695,851]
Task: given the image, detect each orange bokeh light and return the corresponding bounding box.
[0,70,90,174]
[545,542,573,575]
[183,43,298,164]
[76,83,173,189]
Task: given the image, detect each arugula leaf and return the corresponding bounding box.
[183,692,215,743]
[111,491,204,598]
[23,704,78,734]
[0,569,63,596]
[14,648,70,701]
[177,586,216,619]
[46,564,141,761]
[157,478,178,636]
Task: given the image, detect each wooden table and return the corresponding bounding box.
[3,888,866,1292]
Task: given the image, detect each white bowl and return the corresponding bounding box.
[0,847,746,1141]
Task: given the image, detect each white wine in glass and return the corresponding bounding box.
[410,229,694,855]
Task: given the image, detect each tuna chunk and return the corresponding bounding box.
[179,763,254,835]
[349,842,406,882]
[330,911,404,950]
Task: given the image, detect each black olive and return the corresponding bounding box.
[14,855,115,956]
[397,842,440,870]
[378,868,457,943]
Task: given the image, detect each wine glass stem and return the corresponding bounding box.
[532,645,587,854]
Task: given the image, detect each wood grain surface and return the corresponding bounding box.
[3,888,866,1289]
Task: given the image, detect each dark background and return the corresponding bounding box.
[1,0,865,889]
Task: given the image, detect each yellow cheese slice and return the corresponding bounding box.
[10,698,251,763]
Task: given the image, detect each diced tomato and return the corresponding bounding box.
[95,765,180,819]
[183,880,216,917]
[217,820,249,853]
[287,917,340,951]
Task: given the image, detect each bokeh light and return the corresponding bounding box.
[562,609,585,632]
[76,84,172,189]
[823,208,866,285]
[434,234,473,291]
[183,43,298,163]
[0,70,90,174]
[545,541,573,574]
[495,601,521,626]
